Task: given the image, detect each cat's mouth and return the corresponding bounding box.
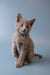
[18,29,29,36]
[20,31,27,36]
[20,31,27,34]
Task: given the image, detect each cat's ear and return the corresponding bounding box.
[30,18,36,26]
[16,13,23,22]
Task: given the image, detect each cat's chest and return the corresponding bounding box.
[15,37,29,51]
[15,36,28,45]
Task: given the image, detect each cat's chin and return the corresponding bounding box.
[20,32,27,36]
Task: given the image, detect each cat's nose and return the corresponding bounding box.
[23,29,26,32]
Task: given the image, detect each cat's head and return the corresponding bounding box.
[15,13,36,36]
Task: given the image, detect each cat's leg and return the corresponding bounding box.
[23,50,34,65]
[12,43,19,59]
[27,50,34,62]
[27,41,34,62]
[15,50,27,68]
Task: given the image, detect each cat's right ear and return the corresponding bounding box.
[30,18,36,27]
[16,13,23,22]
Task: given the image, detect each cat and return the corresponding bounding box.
[12,13,42,68]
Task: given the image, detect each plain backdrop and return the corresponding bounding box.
[0,0,50,75]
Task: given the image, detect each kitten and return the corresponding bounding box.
[12,13,42,68]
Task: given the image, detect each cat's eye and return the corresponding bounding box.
[21,24,23,27]
[27,25,29,29]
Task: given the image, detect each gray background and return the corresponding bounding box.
[0,0,50,75]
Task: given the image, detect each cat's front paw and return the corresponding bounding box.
[15,61,22,68]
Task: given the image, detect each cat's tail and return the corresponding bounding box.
[34,53,42,59]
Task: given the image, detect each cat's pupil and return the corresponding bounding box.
[27,25,29,29]
[21,24,23,27]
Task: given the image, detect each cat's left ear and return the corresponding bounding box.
[30,18,36,26]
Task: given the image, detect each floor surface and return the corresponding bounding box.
[0,41,50,75]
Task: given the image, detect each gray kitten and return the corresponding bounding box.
[12,13,42,68]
